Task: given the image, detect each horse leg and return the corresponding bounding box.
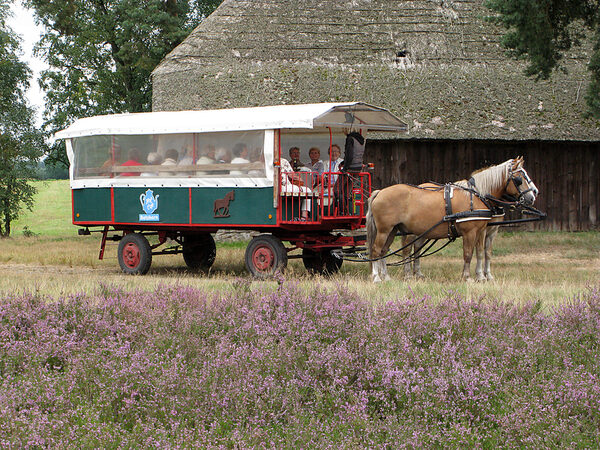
[372,258,388,283]
[371,228,395,283]
[402,235,413,279]
[412,237,426,279]
[474,228,486,282]
[402,234,425,279]
[379,228,398,282]
[461,228,478,281]
[370,230,387,282]
[484,225,499,280]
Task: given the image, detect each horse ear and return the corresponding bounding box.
[513,156,523,169]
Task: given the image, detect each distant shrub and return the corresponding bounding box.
[21,226,38,237]
[1,282,599,447]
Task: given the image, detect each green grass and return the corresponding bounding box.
[12,179,73,237]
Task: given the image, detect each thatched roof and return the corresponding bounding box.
[152,0,600,141]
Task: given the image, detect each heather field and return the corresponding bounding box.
[1,280,600,447]
[2,181,600,445]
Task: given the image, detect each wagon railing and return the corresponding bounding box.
[278,170,371,224]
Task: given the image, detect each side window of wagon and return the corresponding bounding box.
[71,131,267,179]
[194,130,266,178]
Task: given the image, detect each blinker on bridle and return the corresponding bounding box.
[510,168,537,202]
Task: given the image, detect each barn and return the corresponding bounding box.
[152,0,600,230]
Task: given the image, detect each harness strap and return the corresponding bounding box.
[444,184,459,240]
[450,210,494,221]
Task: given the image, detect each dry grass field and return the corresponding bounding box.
[1,180,598,305]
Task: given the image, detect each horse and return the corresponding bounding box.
[366,157,538,283]
[213,190,235,218]
[402,159,538,281]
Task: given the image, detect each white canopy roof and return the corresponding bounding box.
[55,102,407,139]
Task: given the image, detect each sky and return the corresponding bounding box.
[8,0,47,126]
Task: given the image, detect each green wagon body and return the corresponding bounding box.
[73,187,276,228]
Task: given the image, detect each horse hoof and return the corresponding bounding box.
[415,272,425,280]
[486,274,495,281]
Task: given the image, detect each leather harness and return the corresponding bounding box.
[443,181,493,240]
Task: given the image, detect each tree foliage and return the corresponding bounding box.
[486,0,600,118]
[0,0,44,237]
[26,0,222,169]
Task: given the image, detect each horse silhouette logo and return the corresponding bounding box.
[214,190,235,218]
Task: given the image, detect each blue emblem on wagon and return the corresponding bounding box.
[139,189,160,222]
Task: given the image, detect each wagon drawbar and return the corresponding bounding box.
[56,103,407,277]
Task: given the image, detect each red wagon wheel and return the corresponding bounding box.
[245,235,287,278]
[117,233,152,275]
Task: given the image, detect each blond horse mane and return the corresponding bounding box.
[455,159,513,195]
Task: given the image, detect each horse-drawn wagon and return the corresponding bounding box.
[56,103,407,277]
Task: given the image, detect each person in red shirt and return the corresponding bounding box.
[120,148,143,176]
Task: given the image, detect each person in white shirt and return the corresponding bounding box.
[196,145,216,175]
[162,148,178,166]
[280,158,312,221]
[141,152,163,177]
[230,143,250,175]
[325,144,343,188]
[308,147,325,187]
[177,146,195,176]
[161,148,178,176]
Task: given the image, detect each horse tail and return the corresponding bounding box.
[366,190,381,257]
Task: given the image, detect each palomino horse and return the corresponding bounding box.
[402,158,539,281]
[366,157,538,282]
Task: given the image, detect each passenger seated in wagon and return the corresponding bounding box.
[307,146,325,187]
[230,143,250,175]
[141,152,163,177]
[288,146,306,171]
[196,145,216,175]
[161,148,179,176]
[214,148,231,174]
[312,144,343,212]
[177,146,195,176]
[100,144,122,176]
[120,147,143,176]
[280,158,312,221]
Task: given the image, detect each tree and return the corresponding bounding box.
[0,0,44,237]
[26,0,223,170]
[485,0,600,118]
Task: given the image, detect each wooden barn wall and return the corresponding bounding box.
[365,139,600,231]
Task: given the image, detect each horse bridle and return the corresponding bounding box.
[506,166,538,203]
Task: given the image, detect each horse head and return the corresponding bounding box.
[506,157,538,205]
